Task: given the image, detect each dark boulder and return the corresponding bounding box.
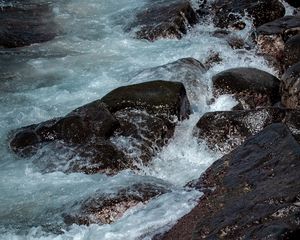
[281,62,300,109]
[161,123,300,240]
[10,81,190,174]
[101,80,191,120]
[0,3,57,48]
[10,101,119,156]
[66,140,132,175]
[284,34,300,69]
[64,182,169,225]
[213,0,285,29]
[195,108,300,153]
[126,0,198,41]
[131,58,207,102]
[112,109,175,164]
[212,68,281,109]
[256,16,300,72]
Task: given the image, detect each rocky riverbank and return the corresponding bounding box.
[3,0,300,239]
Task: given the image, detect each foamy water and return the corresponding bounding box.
[0,0,289,239]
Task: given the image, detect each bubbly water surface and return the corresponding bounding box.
[0,0,292,239]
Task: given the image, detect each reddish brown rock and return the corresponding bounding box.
[161,123,300,240]
[63,182,169,225]
[127,0,198,41]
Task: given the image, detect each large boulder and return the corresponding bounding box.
[281,62,300,109]
[195,108,300,153]
[256,16,300,72]
[0,3,57,48]
[161,123,300,240]
[101,80,191,120]
[126,0,198,41]
[131,58,207,102]
[9,81,191,174]
[10,101,119,156]
[212,68,281,109]
[63,182,169,225]
[212,0,285,29]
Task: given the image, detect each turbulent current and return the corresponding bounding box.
[0,0,292,239]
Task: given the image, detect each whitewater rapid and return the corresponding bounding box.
[0,0,289,239]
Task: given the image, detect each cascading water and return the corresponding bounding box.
[0,0,292,239]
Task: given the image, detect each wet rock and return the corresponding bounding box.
[127,0,198,41]
[161,123,300,240]
[212,68,281,109]
[101,80,191,120]
[10,101,119,156]
[281,62,300,109]
[67,140,132,175]
[256,16,300,72]
[284,34,300,69]
[112,109,175,164]
[64,182,169,225]
[131,58,207,102]
[10,81,191,174]
[0,3,57,48]
[195,108,300,153]
[203,51,222,69]
[212,0,285,29]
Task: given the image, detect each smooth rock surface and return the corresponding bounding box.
[131,58,207,102]
[101,80,191,120]
[212,68,281,109]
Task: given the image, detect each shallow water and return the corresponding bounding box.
[0,0,293,239]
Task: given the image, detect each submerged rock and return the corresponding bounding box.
[64,182,169,225]
[0,3,58,48]
[212,0,285,29]
[131,58,207,102]
[127,0,198,41]
[212,68,281,109]
[101,80,191,120]
[281,62,300,109]
[195,108,300,153]
[161,123,300,240]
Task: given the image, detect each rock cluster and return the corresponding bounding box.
[10,80,190,175]
[6,0,300,236]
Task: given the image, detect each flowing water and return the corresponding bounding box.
[0,0,293,239]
